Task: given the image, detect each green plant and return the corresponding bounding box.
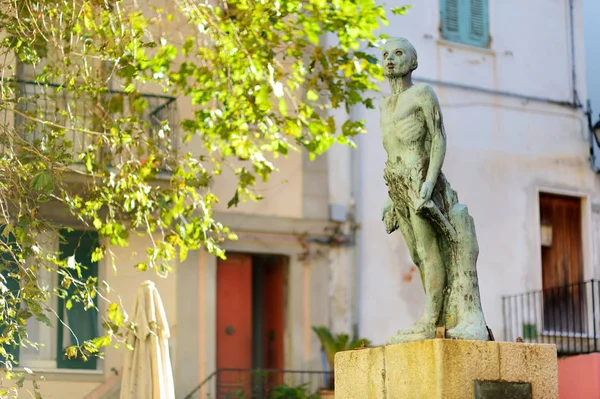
[312,325,371,390]
[270,383,317,399]
[225,391,246,399]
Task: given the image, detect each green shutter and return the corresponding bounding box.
[466,0,489,47]
[440,0,489,48]
[57,229,99,370]
[0,231,20,366]
[441,0,461,42]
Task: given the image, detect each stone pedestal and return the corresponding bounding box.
[335,339,557,399]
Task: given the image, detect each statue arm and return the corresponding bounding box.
[420,86,446,198]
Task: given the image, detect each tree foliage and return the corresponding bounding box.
[0,0,389,388]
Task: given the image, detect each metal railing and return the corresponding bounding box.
[503,280,600,355]
[184,368,330,399]
[11,79,178,164]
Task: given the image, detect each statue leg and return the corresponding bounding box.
[388,211,445,344]
[396,213,424,286]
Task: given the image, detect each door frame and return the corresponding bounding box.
[199,233,313,391]
[533,186,593,291]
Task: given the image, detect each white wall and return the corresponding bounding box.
[356,0,593,344]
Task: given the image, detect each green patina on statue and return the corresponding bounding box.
[380,37,489,344]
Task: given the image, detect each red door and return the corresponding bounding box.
[217,253,252,396]
[262,257,286,389]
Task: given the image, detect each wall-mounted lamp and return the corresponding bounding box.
[593,120,600,148]
[586,100,600,172]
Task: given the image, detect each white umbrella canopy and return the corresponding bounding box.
[120,280,175,399]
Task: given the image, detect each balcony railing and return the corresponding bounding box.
[12,79,178,165]
[503,280,600,355]
[184,368,330,399]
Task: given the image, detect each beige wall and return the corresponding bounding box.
[17,380,99,399]
[210,151,304,218]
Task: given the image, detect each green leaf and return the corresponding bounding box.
[278,99,288,116]
[135,262,148,271]
[91,335,111,348]
[227,190,240,209]
[179,245,188,262]
[64,345,78,359]
[107,303,124,326]
[35,314,52,327]
[391,5,412,15]
[91,246,104,262]
[306,90,319,101]
[30,171,55,194]
[182,37,194,56]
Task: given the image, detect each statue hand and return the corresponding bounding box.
[384,213,399,234]
[382,198,398,234]
[419,181,434,202]
[381,198,394,220]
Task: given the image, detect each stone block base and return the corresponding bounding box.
[335,339,557,399]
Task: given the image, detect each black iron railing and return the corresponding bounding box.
[184,368,330,399]
[11,79,178,162]
[503,280,600,355]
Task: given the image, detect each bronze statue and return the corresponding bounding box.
[380,37,489,343]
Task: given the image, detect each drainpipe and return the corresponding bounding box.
[569,0,581,108]
[349,113,361,340]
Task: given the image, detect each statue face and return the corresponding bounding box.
[382,40,415,78]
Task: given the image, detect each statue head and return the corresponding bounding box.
[381,37,418,78]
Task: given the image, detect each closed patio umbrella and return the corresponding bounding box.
[120,281,175,399]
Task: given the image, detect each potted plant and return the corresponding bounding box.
[270,383,317,399]
[312,325,371,398]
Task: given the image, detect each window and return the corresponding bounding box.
[440,0,489,48]
[15,60,178,168]
[56,229,100,370]
[0,229,100,370]
[0,232,22,365]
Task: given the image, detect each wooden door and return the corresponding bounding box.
[216,253,252,397]
[262,257,286,389]
[540,193,584,333]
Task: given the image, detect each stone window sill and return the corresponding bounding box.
[436,39,495,56]
[14,367,105,382]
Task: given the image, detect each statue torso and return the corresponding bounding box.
[380,85,431,169]
[380,85,432,205]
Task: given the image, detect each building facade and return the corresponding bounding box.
[3,5,356,399]
[354,0,593,349]
[7,0,600,397]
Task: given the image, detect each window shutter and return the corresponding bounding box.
[440,0,489,48]
[441,0,461,42]
[466,0,489,47]
[57,230,99,370]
